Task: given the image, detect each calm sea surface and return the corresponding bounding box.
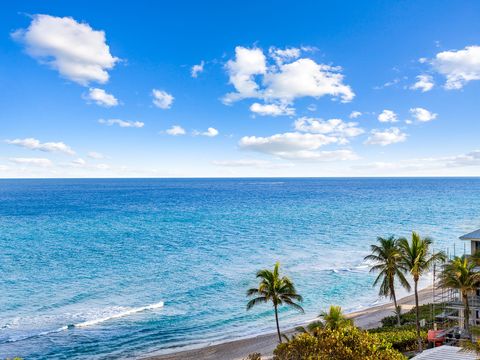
[1,178,480,359]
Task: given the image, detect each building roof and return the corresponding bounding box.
[460,229,480,241]
[411,346,477,360]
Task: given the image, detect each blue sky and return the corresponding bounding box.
[1,0,480,177]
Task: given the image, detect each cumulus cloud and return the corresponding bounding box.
[83,88,118,107]
[6,138,75,155]
[263,58,354,103]
[238,132,357,161]
[165,125,186,136]
[191,61,205,78]
[410,74,434,92]
[12,14,118,85]
[294,117,364,139]
[249,102,295,116]
[10,157,52,167]
[222,46,354,105]
[410,107,437,122]
[98,119,144,128]
[223,47,267,104]
[193,127,219,137]
[349,111,362,119]
[152,89,174,109]
[431,45,480,89]
[365,127,407,146]
[377,109,398,123]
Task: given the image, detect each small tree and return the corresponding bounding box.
[439,256,480,334]
[247,262,304,343]
[365,236,411,326]
[398,232,445,351]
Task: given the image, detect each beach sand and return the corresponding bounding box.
[144,286,434,360]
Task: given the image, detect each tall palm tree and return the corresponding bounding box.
[398,232,445,351]
[246,262,304,343]
[439,256,480,335]
[364,236,411,326]
[319,305,352,330]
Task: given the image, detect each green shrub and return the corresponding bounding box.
[370,328,427,352]
[273,326,406,360]
[380,303,444,328]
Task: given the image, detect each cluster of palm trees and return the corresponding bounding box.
[245,231,480,353]
[365,232,445,351]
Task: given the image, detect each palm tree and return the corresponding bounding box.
[319,305,352,330]
[398,231,445,351]
[364,236,411,326]
[246,262,304,343]
[439,256,480,335]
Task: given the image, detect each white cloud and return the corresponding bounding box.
[263,58,354,103]
[249,102,295,117]
[377,109,398,123]
[294,117,364,139]
[191,61,205,78]
[165,125,186,136]
[83,88,118,107]
[6,138,75,155]
[410,107,437,122]
[410,74,434,92]
[213,159,294,169]
[446,150,480,167]
[431,45,480,89]
[87,151,105,159]
[223,47,267,104]
[12,14,118,85]
[71,158,86,166]
[349,111,362,119]
[307,104,317,112]
[268,47,301,64]
[365,127,407,146]
[238,132,357,161]
[193,127,219,137]
[10,157,52,167]
[223,46,354,105]
[152,89,174,109]
[98,119,144,128]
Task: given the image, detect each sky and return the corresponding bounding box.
[1,0,480,178]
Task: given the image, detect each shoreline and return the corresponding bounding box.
[143,286,434,360]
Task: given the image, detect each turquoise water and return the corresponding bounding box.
[1,178,480,359]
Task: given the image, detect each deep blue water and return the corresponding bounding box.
[1,178,480,359]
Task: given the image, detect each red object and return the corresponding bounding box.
[428,330,445,347]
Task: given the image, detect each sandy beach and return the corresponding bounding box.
[144,286,434,360]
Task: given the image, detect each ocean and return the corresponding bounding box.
[1,178,479,359]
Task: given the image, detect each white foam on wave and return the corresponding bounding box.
[71,301,164,328]
[3,301,164,344]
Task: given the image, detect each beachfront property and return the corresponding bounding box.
[431,229,480,343]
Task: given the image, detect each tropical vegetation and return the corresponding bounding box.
[273,326,406,360]
[439,255,480,334]
[246,262,304,343]
[364,236,411,326]
[398,231,445,351]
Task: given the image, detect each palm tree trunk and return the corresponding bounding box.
[464,291,470,335]
[274,304,282,343]
[414,279,422,352]
[391,285,401,326]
